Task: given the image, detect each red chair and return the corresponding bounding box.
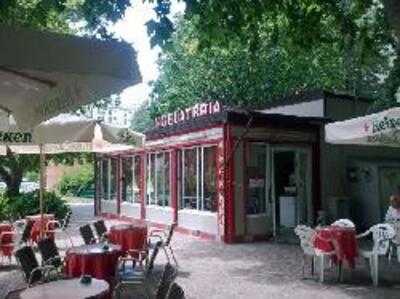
[0,226,16,264]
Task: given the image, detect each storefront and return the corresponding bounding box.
[94,101,324,243]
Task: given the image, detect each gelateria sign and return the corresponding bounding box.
[0,131,32,143]
[154,101,222,128]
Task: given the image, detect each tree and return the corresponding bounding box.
[0,0,131,38]
[130,101,154,133]
[148,0,399,107]
[149,13,392,117]
[0,0,131,195]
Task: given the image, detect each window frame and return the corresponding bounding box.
[146,151,171,207]
[180,144,217,212]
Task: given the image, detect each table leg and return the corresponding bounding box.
[337,262,343,282]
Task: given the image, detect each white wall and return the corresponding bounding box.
[178,209,218,235]
[146,205,174,224]
[260,99,324,118]
[101,200,117,214]
[121,202,141,219]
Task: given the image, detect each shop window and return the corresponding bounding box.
[180,146,217,212]
[109,158,118,200]
[101,158,117,201]
[122,156,141,203]
[246,143,267,214]
[133,156,141,202]
[146,152,170,207]
[101,158,108,200]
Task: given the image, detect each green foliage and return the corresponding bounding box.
[148,0,400,108]
[0,194,11,221]
[130,101,154,132]
[58,163,94,196]
[0,0,131,39]
[150,15,391,117]
[25,171,39,182]
[0,191,70,222]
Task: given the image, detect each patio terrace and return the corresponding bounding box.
[1,203,400,299]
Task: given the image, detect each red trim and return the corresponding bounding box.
[146,124,224,141]
[139,153,146,220]
[100,212,120,220]
[93,157,98,216]
[117,157,122,215]
[242,141,248,236]
[146,138,223,153]
[171,149,178,223]
[224,124,236,243]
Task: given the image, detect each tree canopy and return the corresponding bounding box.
[148,4,394,118]
[0,0,131,38]
[144,0,400,114]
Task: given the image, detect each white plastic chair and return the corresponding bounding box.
[357,223,395,286]
[294,225,335,282]
[331,219,355,228]
[387,221,400,263]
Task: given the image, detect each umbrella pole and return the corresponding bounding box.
[39,143,45,239]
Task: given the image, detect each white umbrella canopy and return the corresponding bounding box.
[0,25,142,129]
[0,113,144,153]
[0,113,143,236]
[325,107,400,147]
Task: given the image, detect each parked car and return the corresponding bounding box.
[20,181,39,193]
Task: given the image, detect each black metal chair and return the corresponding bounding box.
[155,263,177,299]
[37,238,63,269]
[14,246,50,286]
[149,223,178,266]
[167,283,185,299]
[20,221,34,245]
[114,241,163,299]
[5,288,24,299]
[46,211,74,247]
[93,220,108,241]
[79,224,96,245]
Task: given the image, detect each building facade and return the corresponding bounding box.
[94,91,400,242]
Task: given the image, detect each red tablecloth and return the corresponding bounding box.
[108,223,147,255]
[64,244,123,281]
[26,214,55,242]
[0,223,14,257]
[314,226,358,268]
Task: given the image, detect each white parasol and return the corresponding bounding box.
[0,25,141,129]
[0,113,144,236]
[325,107,400,147]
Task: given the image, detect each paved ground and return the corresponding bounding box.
[2,203,400,299]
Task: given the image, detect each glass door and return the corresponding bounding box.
[270,146,312,237]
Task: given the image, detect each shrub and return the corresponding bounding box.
[0,191,70,221]
[0,194,11,222]
[58,164,94,196]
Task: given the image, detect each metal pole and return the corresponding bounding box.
[39,143,45,239]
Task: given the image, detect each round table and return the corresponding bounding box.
[0,223,14,257]
[65,243,122,281]
[108,223,147,254]
[314,226,358,268]
[20,278,109,299]
[25,214,55,242]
